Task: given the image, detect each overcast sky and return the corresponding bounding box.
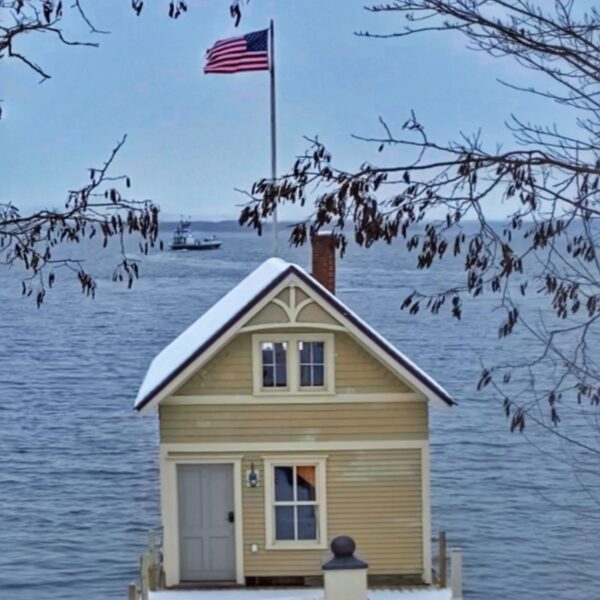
[1,0,572,221]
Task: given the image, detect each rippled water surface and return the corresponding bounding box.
[1,227,598,599]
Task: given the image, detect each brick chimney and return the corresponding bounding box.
[311,232,336,294]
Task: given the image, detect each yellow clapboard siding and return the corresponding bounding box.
[162,409,426,420]
[240,450,423,576]
[161,435,425,444]
[159,402,427,443]
[175,333,253,396]
[171,326,415,397]
[161,284,429,580]
[335,332,411,393]
[163,404,424,415]
[161,422,425,432]
[160,402,427,418]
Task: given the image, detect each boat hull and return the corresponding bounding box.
[170,242,222,251]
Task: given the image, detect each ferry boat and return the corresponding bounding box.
[170,220,222,251]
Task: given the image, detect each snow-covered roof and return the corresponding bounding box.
[135,257,454,411]
[135,258,290,409]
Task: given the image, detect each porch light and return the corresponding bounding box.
[247,463,259,487]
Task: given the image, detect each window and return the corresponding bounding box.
[299,341,325,387]
[274,465,318,540]
[261,342,287,388]
[253,334,334,395]
[264,457,327,549]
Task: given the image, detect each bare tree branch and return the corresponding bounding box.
[240,0,600,438]
[0,135,162,306]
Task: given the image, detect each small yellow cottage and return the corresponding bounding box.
[135,234,454,589]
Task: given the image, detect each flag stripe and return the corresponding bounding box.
[212,36,240,48]
[207,45,247,61]
[205,64,268,73]
[207,40,246,57]
[204,28,269,75]
[205,64,269,74]
[205,45,267,67]
[206,53,268,67]
[205,60,269,71]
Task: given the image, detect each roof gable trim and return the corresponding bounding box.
[135,265,295,411]
[294,271,455,408]
[135,262,455,412]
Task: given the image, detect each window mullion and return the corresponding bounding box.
[290,337,298,392]
[312,343,317,386]
[292,465,298,540]
[293,465,298,502]
[294,505,298,541]
[315,504,320,539]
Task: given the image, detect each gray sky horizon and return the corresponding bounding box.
[1,0,573,222]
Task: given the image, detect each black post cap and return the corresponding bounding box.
[322,536,368,570]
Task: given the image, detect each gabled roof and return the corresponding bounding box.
[134,257,455,411]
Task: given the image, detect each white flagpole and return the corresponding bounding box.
[269,19,278,256]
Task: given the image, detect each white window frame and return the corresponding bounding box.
[252,333,335,395]
[263,456,328,550]
[258,338,290,390]
[298,338,327,391]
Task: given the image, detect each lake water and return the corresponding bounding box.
[1,226,598,599]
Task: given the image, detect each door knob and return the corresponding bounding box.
[227,511,235,523]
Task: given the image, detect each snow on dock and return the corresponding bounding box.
[149,588,451,600]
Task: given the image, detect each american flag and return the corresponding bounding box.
[204,29,269,74]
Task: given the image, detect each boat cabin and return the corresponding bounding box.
[135,234,454,588]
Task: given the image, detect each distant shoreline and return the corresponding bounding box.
[159,220,298,232]
[159,218,527,233]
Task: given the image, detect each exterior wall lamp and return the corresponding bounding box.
[247,463,260,487]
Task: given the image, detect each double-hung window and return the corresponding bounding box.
[253,334,334,394]
[264,458,327,549]
[299,341,325,388]
[261,341,288,388]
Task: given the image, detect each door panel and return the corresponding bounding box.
[177,464,236,581]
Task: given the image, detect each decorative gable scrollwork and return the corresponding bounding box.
[241,284,344,332]
[270,285,316,324]
[239,282,345,333]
